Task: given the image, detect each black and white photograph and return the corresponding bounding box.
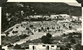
[1,2,82,50]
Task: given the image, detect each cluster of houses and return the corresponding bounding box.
[3,44,57,50]
[25,14,70,20]
[2,43,74,50]
[28,44,57,50]
[24,14,81,21]
[2,13,82,37]
[2,22,68,37]
[6,12,81,22]
[2,13,82,50]
[2,22,33,37]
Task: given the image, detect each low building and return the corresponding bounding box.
[29,44,57,50]
[34,15,42,18]
[43,15,49,18]
[58,14,70,19]
[50,15,59,19]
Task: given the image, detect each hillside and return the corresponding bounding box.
[69,6,82,16]
[2,2,82,32]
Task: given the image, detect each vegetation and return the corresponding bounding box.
[70,38,76,44]
[2,2,81,32]
[75,44,83,50]
[41,33,52,44]
[2,34,29,46]
[13,44,21,49]
[19,34,29,39]
[1,3,82,49]
[61,32,81,45]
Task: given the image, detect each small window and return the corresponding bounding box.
[42,45,46,47]
[51,45,54,47]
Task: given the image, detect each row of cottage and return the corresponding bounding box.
[6,12,82,21]
[25,14,82,21]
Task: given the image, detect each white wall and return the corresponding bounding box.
[29,44,57,50]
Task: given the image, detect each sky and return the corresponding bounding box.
[7,0,81,7]
[65,2,81,7]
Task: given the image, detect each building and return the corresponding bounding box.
[34,15,42,18]
[29,44,57,50]
[50,15,59,19]
[43,15,49,18]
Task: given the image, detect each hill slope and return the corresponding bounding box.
[2,2,82,32]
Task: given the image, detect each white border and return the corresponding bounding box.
[82,7,83,45]
[7,0,77,2]
[0,7,1,45]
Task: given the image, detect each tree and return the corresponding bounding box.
[1,36,5,40]
[41,33,52,44]
[30,24,33,28]
[46,33,52,38]
[19,34,29,39]
[7,44,14,47]
[2,3,23,32]
[66,43,71,48]
[75,44,82,50]
[13,44,21,49]
[62,33,66,36]
[68,35,72,39]
[6,32,9,36]
[41,36,49,44]
[70,38,76,44]
[47,27,49,30]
